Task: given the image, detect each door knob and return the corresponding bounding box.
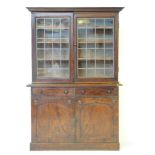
[80,90,85,95]
[64,90,69,94]
[106,89,112,94]
[78,100,82,105]
[33,99,38,105]
[67,99,71,104]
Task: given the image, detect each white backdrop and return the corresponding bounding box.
[0,0,155,154]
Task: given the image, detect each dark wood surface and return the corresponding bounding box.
[30,142,119,150]
[31,86,119,149]
[31,13,74,83]
[73,12,118,82]
[28,7,123,150]
[31,11,119,83]
[27,7,124,12]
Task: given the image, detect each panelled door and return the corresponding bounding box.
[31,88,75,143]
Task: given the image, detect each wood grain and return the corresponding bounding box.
[28,7,122,150]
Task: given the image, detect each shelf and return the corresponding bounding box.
[77,26,113,29]
[36,27,69,29]
[37,59,69,61]
[78,58,113,61]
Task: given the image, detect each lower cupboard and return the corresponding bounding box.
[31,86,119,150]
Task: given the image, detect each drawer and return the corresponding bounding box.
[78,97,113,104]
[75,87,118,96]
[32,88,75,97]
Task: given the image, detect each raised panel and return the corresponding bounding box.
[76,96,118,142]
[32,96,75,143]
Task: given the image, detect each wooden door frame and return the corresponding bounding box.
[73,12,119,82]
[31,12,74,83]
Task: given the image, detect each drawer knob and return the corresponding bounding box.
[78,100,82,105]
[68,99,71,104]
[33,99,38,105]
[107,89,112,94]
[64,90,69,94]
[81,90,85,95]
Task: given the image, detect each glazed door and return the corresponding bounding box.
[74,12,118,82]
[32,13,74,82]
[32,96,75,143]
[75,96,118,142]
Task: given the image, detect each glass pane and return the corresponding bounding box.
[105,60,113,68]
[96,29,104,38]
[62,43,69,48]
[78,29,86,38]
[78,69,86,77]
[53,48,60,59]
[53,43,60,48]
[45,49,52,60]
[77,17,114,78]
[61,49,69,60]
[78,60,86,68]
[61,18,69,28]
[87,28,95,38]
[77,18,87,28]
[45,19,52,27]
[45,60,52,68]
[96,19,104,27]
[87,43,95,48]
[61,60,69,68]
[45,29,52,38]
[96,49,104,59]
[53,19,60,28]
[78,43,86,48]
[87,69,95,77]
[105,69,113,77]
[36,17,70,79]
[61,29,69,38]
[37,49,44,59]
[53,60,60,68]
[105,29,113,39]
[37,43,44,48]
[87,19,95,27]
[78,49,86,59]
[87,60,95,68]
[38,60,44,68]
[45,43,52,48]
[96,60,104,68]
[105,19,113,27]
[105,42,113,48]
[53,29,60,38]
[96,43,104,48]
[37,29,44,38]
[96,69,104,77]
[37,19,44,27]
[105,49,113,60]
[87,49,95,59]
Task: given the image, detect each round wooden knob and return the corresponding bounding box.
[78,100,82,104]
[33,100,38,105]
[67,99,71,104]
[107,89,112,94]
[81,90,85,95]
[64,90,69,94]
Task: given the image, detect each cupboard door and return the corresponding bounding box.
[32,95,75,143]
[74,12,118,81]
[75,97,118,142]
[33,13,74,82]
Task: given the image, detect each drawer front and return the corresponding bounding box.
[32,88,75,97]
[75,87,118,96]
